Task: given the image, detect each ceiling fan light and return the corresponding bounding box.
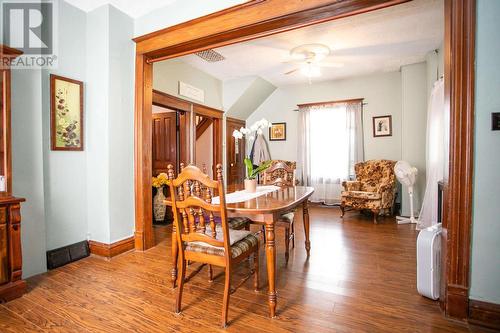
[300,63,321,77]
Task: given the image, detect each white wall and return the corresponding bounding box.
[401,62,427,216]
[85,5,111,243]
[225,76,276,120]
[11,70,48,278]
[247,72,403,163]
[470,0,500,304]
[154,59,223,110]
[42,0,88,251]
[133,0,246,37]
[108,6,135,243]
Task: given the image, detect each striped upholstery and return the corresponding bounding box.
[185,233,259,258]
[228,217,251,230]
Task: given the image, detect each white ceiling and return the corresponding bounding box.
[65,0,176,18]
[178,0,444,86]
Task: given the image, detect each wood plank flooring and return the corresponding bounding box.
[0,206,485,332]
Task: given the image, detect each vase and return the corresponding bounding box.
[244,178,257,193]
[153,186,167,222]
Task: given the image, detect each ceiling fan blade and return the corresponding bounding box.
[284,68,299,75]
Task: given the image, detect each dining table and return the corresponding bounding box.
[168,184,314,318]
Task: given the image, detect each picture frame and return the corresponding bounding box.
[50,74,84,151]
[269,122,286,141]
[372,115,392,137]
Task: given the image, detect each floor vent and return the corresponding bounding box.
[46,241,90,270]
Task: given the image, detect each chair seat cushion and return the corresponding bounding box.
[185,232,259,258]
[227,216,251,230]
[278,212,294,225]
[341,191,381,200]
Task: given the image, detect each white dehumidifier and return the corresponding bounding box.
[417,223,442,300]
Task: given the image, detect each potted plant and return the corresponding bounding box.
[152,173,169,222]
[232,118,273,192]
[243,158,272,192]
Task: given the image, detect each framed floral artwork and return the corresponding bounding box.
[269,122,286,141]
[372,115,392,137]
[50,74,84,151]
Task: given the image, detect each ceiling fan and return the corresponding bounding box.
[283,43,344,78]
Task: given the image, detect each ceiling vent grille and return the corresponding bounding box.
[195,49,225,62]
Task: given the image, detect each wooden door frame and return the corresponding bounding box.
[133,0,476,321]
[152,89,223,173]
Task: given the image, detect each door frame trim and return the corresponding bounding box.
[133,0,476,321]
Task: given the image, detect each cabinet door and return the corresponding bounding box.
[0,207,8,285]
[8,204,22,282]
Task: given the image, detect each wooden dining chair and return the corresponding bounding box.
[167,164,260,328]
[262,160,297,263]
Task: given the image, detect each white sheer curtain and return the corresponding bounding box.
[297,101,364,205]
[418,79,446,229]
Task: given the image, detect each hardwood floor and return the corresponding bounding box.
[0,206,483,332]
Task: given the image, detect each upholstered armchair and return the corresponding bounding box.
[340,159,397,224]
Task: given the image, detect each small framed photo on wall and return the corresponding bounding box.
[50,74,84,151]
[372,115,392,137]
[269,122,286,141]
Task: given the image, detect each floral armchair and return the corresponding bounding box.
[340,159,397,224]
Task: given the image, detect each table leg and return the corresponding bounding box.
[171,224,178,288]
[303,201,311,256]
[265,223,277,318]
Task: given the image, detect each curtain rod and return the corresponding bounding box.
[294,98,367,111]
[296,98,365,108]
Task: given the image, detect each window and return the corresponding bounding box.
[298,100,363,204]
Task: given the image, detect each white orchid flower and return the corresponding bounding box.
[232,130,243,139]
[257,128,263,135]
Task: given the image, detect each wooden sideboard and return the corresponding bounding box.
[0,45,26,301]
[0,195,26,301]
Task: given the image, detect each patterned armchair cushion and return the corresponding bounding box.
[261,160,296,185]
[342,196,382,210]
[342,181,362,191]
[341,191,381,200]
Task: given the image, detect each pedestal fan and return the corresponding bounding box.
[395,161,418,224]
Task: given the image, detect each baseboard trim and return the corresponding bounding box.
[88,236,135,258]
[469,299,500,330]
[446,285,469,320]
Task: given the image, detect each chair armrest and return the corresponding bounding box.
[342,181,361,191]
[378,182,395,193]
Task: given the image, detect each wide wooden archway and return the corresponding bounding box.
[133,0,476,322]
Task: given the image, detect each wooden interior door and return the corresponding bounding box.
[226,117,246,186]
[152,112,177,175]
